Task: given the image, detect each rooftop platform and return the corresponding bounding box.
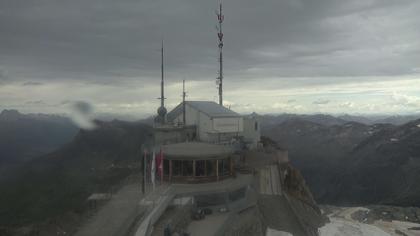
[171,173,254,197]
[135,173,255,236]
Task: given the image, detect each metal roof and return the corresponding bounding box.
[167,101,239,121]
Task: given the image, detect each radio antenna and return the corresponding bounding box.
[216,2,224,106]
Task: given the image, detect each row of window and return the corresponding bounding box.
[163,159,230,177]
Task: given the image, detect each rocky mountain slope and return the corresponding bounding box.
[0,109,78,165]
[257,113,420,127]
[0,120,153,229]
[2,110,420,234]
[262,118,420,207]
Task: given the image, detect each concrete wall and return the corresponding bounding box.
[213,117,243,133]
[173,104,244,143]
[154,126,197,145]
[198,111,212,142]
[173,103,201,126]
[241,117,261,149]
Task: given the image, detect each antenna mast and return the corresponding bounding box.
[160,40,165,108]
[216,2,224,106]
[182,80,187,125]
[156,40,167,125]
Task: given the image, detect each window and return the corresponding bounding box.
[254,121,258,131]
[173,160,182,176]
[196,160,206,176]
[163,159,170,175]
[218,158,230,176]
[182,160,193,176]
[206,160,216,176]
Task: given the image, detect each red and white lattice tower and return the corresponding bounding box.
[216,2,224,106]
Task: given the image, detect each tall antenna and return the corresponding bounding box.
[216,2,224,106]
[182,80,187,125]
[160,40,165,108]
[156,40,167,125]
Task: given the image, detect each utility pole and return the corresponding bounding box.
[216,2,224,106]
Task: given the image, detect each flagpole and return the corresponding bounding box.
[151,150,156,191]
[160,148,164,184]
[142,148,146,195]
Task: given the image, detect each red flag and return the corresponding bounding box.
[156,149,164,178]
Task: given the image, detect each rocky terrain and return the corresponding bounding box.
[0,109,78,165]
[258,113,420,127]
[0,120,153,235]
[2,110,420,235]
[262,117,420,207]
[320,205,420,236]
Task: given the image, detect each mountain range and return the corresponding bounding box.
[0,119,153,227]
[257,113,420,127]
[1,109,420,230]
[0,109,78,165]
[262,117,420,207]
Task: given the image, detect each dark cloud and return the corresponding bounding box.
[0,68,8,83]
[1,0,420,115]
[69,101,96,129]
[72,101,94,115]
[1,0,419,86]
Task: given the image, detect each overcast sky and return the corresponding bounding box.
[1,0,420,119]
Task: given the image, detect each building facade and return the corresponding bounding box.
[167,101,243,143]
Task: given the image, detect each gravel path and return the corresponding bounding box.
[74,183,144,236]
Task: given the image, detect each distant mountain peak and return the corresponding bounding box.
[0,109,23,121]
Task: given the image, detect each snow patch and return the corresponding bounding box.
[266,228,293,236]
[373,220,420,236]
[321,207,420,236]
[320,218,391,236]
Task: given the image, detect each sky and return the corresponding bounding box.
[1,0,420,119]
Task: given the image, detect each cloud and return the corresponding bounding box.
[1,0,420,85]
[313,99,330,105]
[73,101,93,114]
[391,92,420,108]
[68,101,97,130]
[1,1,420,116]
[25,100,46,106]
[22,81,44,86]
[0,68,8,84]
[271,102,303,113]
[339,101,355,108]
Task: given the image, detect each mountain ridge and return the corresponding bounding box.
[0,109,78,167]
[262,117,420,207]
[0,120,153,227]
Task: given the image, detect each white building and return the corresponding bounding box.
[158,101,260,148]
[242,114,261,149]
